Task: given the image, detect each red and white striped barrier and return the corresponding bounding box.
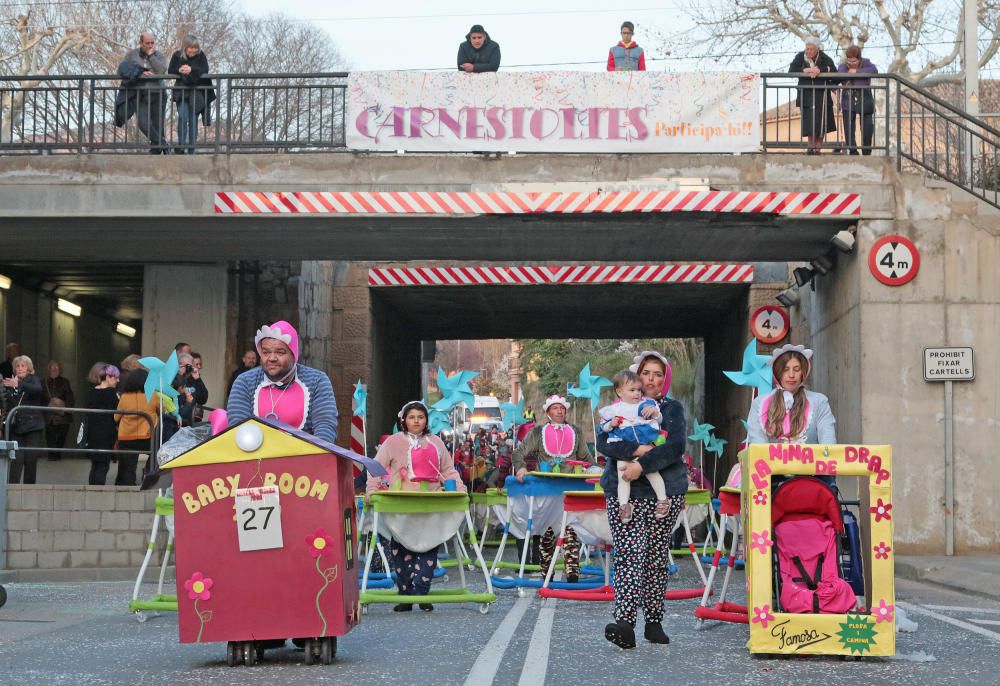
[214,190,860,216]
[368,263,753,287]
[351,383,366,456]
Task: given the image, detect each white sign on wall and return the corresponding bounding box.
[346,71,760,153]
[923,347,975,381]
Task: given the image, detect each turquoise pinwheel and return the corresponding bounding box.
[138,351,180,404]
[352,380,367,417]
[568,363,613,407]
[723,340,773,396]
[500,399,527,430]
[432,367,479,412]
[427,408,453,436]
[705,433,728,456]
[688,419,715,444]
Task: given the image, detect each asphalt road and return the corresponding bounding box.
[1,562,998,686]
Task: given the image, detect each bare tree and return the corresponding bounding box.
[669,0,1000,83]
[0,1,346,149]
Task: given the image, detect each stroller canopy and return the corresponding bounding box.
[771,477,843,533]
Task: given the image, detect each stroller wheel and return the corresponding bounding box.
[479,603,490,615]
[134,611,147,624]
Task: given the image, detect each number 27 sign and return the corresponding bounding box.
[235,486,284,552]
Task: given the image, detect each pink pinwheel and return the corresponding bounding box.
[306,528,336,559]
[870,498,892,522]
[873,541,892,560]
[752,490,768,506]
[750,530,773,555]
[184,572,214,601]
[751,605,775,629]
[872,599,894,623]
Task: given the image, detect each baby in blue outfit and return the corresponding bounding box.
[598,370,669,522]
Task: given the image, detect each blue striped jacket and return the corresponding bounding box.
[226,364,339,444]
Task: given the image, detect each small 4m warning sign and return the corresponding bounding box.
[869,235,920,286]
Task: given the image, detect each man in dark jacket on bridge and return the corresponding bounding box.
[119,32,169,153]
[457,24,501,72]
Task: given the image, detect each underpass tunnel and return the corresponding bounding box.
[369,282,750,478]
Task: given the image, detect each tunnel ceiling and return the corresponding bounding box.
[3,212,852,263]
[0,262,145,322]
[372,282,750,340]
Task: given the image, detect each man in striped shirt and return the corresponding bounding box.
[226,320,338,444]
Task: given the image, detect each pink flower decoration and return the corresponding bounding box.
[870,498,893,522]
[752,490,768,506]
[873,541,892,559]
[872,598,894,623]
[750,530,773,555]
[751,605,775,629]
[305,528,336,559]
[184,571,214,601]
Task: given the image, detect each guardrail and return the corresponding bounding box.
[1,70,998,208]
[0,73,348,154]
[2,405,158,459]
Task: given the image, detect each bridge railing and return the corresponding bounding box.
[2,71,998,208]
[0,73,348,154]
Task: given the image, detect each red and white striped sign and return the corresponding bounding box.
[369,264,753,287]
[214,190,860,216]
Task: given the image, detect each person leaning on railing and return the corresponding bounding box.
[790,36,837,154]
[457,24,501,73]
[168,34,216,155]
[837,46,878,156]
[117,32,169,154]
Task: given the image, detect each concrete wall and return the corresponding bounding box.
[143,265,228,407]
[796,176,1000,554]
[4,485,159,572]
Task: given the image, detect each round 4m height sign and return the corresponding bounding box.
[869,235,920,286]
[750,305,789,344]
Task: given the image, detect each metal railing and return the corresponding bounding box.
[0,73,347,154]
[3,405,158,460]
[760,72,893,155]
[2,70,999,208]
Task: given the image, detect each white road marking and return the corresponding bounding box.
[518,598,557,686]
[898,602,1000,642]
[967,618,1000,626]
[921,604,1000,614]
[463,597,533,686]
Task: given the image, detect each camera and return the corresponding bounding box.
[183,364,193,374]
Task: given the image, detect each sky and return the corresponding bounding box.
[234,1,982,81]
[236,1,716,73]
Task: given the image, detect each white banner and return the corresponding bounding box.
[346,71,760,153]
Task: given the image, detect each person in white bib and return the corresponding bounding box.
[511,395,596,581]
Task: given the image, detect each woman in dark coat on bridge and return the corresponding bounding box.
[790,37,837,154]
[168,34,215,154]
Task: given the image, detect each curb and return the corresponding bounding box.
[895,559,1000,603]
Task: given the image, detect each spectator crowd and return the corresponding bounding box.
[0,340,258,487]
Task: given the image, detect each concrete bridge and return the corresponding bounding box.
[0,150,996,559]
